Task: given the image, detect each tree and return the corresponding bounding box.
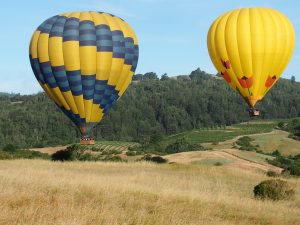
[160,73,169,81]
[0,70,300,148]
[132,74,143,81]
[291,75,296,83]
[143,72,158,80]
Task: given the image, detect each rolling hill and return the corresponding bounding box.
[0,69,299,148]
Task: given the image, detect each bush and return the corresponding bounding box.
[126,151,136,156]
[214,162,223,166]
[142,155,168,164]
[77,153,96,161]
[271,150,281,157]
[51,148,76,161]
[267,155,300,177]
[165,138,204,154]
[236,136,257,151]
[266,170,278,177]
[0,150,12,160]
[288,164,300,176]
[3,144,17,153]
[253,179,295,200]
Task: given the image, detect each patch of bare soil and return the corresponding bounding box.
[30,146,68,155]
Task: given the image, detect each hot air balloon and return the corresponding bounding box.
[207,8,295,117]
[29,12,139,144]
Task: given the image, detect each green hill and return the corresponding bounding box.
[0,69,299,148]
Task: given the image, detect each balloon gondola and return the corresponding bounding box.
[29,12,139,144]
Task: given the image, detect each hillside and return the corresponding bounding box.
[0,160,299,225]
[24,120,299,175]
[1,119,299,225]
[0,69,299,148]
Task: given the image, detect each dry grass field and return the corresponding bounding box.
[0,160,299,225]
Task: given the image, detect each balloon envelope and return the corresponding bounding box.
[29,12,139,137]
[207,8,295,107]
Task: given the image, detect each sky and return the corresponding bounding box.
[0,0,299,94]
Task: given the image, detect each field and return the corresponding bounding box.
[30,141,140,155]
[165,149,279,172]
[1,120,300,225]
[0,160,300,225]
[252,130,300,156]
[161,121,275,147]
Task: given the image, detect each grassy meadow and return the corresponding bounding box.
[0,160,299,225]
[252,130,300,156]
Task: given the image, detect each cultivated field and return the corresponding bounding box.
[0,160,299,225]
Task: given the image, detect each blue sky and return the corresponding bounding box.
[0,0,299,94]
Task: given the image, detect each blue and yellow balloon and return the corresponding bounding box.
[29,12,139,144]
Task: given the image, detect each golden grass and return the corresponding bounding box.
[0,160,299,225]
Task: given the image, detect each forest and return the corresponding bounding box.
[0,68,299,148]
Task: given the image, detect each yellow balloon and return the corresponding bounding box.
[29,12,139,143]
[207,8,295,108]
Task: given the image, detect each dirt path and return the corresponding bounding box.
[165,150,282,173]
[166,130,283,173]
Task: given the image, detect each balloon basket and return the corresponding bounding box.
[248,108,260,117]
[80,137,95,145]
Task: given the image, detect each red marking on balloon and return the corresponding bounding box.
[221,71,231,83]
[238,76,253,88]
[221,59,231,69]
[265,75,277,88]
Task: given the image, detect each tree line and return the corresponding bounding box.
[0,68,299,148]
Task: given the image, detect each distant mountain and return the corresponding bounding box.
[0,68,299,148]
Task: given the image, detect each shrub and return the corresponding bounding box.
[288,164,300,176]
[142,155,168,164]
[3,144,17,153]
[126,151,136,156]
[267,155,300,177]
[214,162,223,166]
[271,150,281,157]
[51,148,76,161]
[266,170,278,177]
[165,138,204,154]
[277,122,285,129]
[236,136,257,151]
[0,150,12,160]
[77,153,96,161]
[253,179,295,200]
